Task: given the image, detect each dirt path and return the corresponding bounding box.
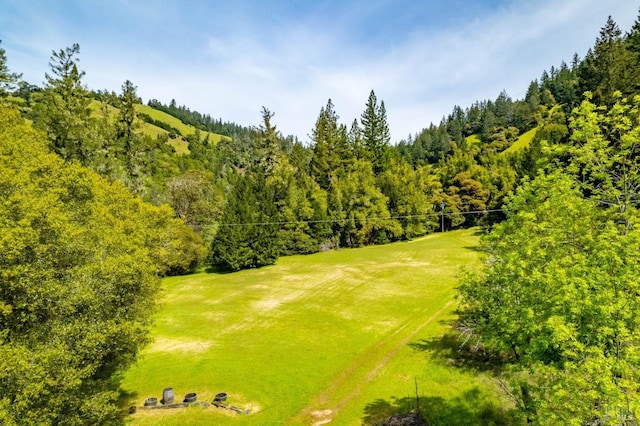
[291,300,455,425]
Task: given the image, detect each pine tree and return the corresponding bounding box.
[0,40,21,99]
[347,118,364,159]
[578,17,631,104]
[211,170,281,271]
[36,44,94,163]
[360,90,391,174]
[625,8,640,94]
[310,99,351,189]
[256,106,282,176]
[116,80,144,187]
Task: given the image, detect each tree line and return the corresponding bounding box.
[3,16,633,276]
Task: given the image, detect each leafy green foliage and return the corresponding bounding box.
[377,160,440,239]
[339,159,402,246]
[458,91,640,423]
[0,105,203,424]
[3,9,640,423]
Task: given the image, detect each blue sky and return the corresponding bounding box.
[1,0,638,142]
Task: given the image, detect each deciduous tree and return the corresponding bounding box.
[0,105,202,424]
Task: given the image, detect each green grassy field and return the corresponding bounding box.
[122,229,512,425]
[88,101,230,155]
[501,128,537,156]
[135,104,229,144]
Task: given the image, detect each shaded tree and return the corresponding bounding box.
[339,159,402,246]
[377,159,439,239]
[211,171,280,271]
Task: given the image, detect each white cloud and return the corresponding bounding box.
[2,0,638,142]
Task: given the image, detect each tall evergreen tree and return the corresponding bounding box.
[625,9,640,94]
[347,118,364,160]
[578,17,631,105]
[0,40,21,99]
[360,90,391,174]
[36,44,94,163]
[116,79,146,190]
[211,171,280,271]
[256,106,282,176]
[310,99,350,189]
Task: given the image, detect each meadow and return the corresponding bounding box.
[122,229,513,425]
[88,100,230,155]
[501,128,537,156]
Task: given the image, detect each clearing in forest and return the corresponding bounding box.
[122,228,511,425]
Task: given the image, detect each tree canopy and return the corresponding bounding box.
[457,93,640,423]
[0,105,203,424]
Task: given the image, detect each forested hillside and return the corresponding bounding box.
[1,9,640,424]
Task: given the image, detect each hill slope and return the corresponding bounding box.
[89,100,230,155]
[502,128,537,156]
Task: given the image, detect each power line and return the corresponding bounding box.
[214,208,506,227]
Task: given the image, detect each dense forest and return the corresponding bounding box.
[1,9,640,424]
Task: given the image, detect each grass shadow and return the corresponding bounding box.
[116,387,139,419]
[362,388,520,425]
[407,326,509,374]
[204,264,236,274]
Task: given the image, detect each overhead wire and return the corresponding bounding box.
[214,208,506,227]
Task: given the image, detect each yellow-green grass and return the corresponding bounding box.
[501,128,537,156]
[135,104,229,145]
[122,229,511,425]
[88,101,229,155]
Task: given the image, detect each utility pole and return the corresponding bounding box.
[440,202,445,233]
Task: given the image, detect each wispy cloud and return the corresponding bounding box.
[1,0,637,141]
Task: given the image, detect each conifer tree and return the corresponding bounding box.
[310,99,349,189]
[116,79,146,190]
[578,17,631,105]
[0,40,21,99]
[625,9,640,94]
[36,44,94,163]
[211,171,280,270]
[360,90,391,174]
[256,106,282,176]
[347,118,364,160]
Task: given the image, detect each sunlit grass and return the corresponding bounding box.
[502,128,537,156]
[136,104,229,145]
[122,229,511,425]
[88,100,229,156]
